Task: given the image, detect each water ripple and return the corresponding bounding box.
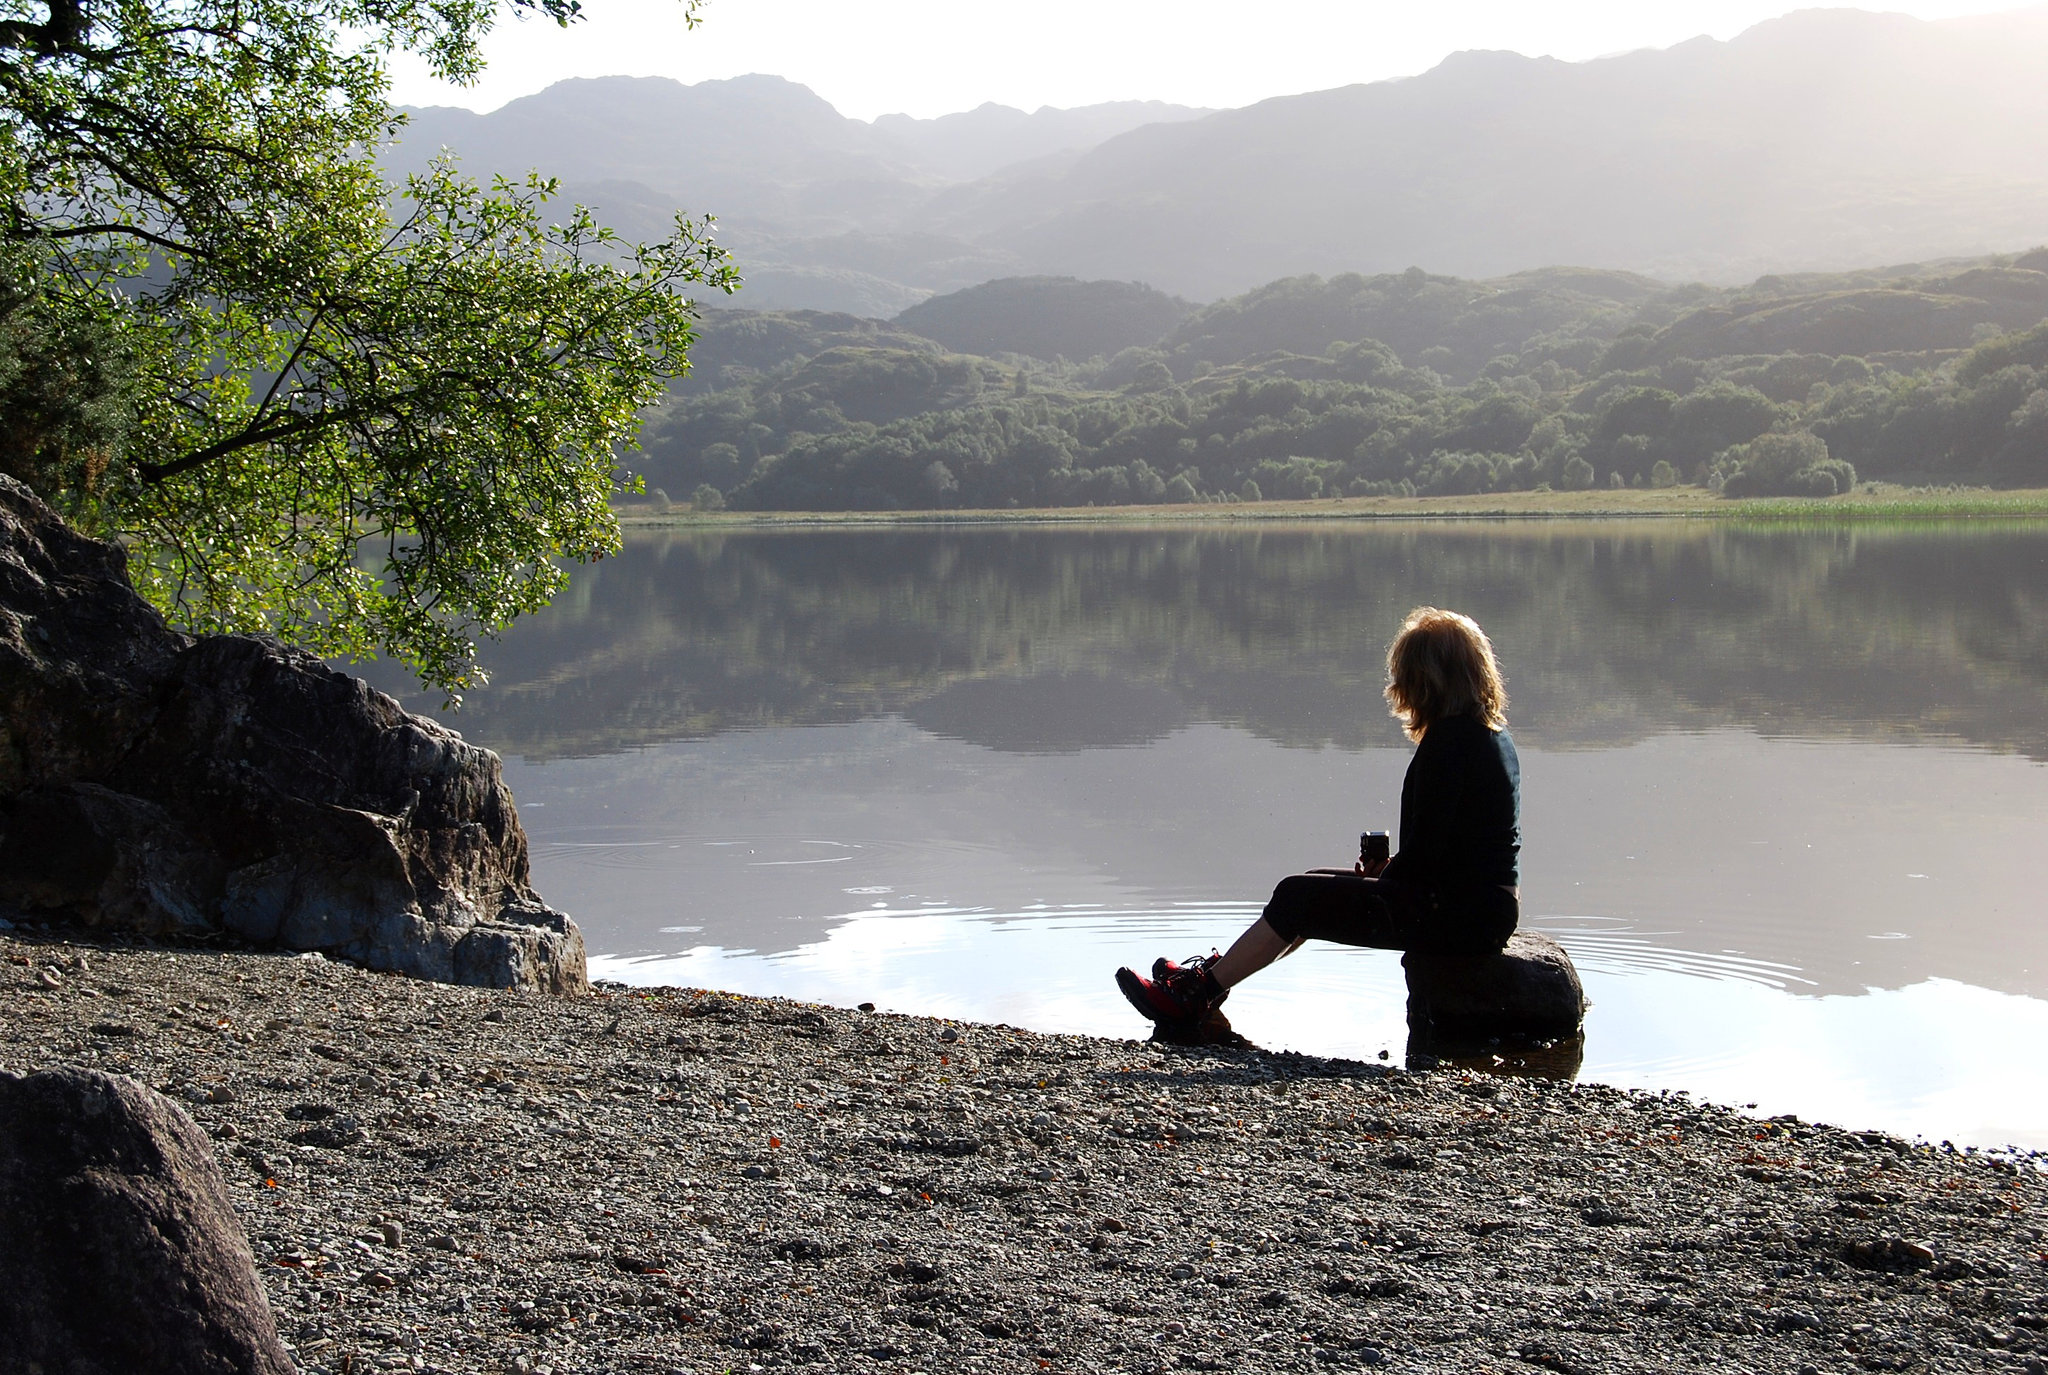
[1531,917,1814,989]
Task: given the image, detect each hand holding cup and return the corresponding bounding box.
[1357,829,1390,878]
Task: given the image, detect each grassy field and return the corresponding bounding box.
[616,483,2048,527]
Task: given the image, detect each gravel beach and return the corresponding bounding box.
[3,927,2045,1375]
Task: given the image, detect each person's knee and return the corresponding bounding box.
[1262,875,1320,941]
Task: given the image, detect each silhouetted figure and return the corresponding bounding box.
[1118,607,1522,1030]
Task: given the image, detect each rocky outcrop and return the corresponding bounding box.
[0,475,585,991]
[0,1068,297,1375]
[1403,930,1588,1042]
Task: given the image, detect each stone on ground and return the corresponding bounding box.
[0,1067,295,1375]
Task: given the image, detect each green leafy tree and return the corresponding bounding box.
[629,260,2048,512]
[1663,383,1782,470]
[1717,431,1856,497]
[0,0,736,695]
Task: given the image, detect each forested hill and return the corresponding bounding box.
[629,253,2048,511]
[894,278,1192,363]
[391,9,2048,312]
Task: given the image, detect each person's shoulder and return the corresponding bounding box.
[1433,712,1492,744]
[1447,712,1517,762]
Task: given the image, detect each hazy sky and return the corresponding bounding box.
[387,0,2038,120]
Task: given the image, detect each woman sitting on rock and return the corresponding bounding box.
[1116,606,1520,1027]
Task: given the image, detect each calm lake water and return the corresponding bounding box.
[392,520,2048,1149]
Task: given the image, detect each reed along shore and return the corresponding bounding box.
[4,928,2044,1375]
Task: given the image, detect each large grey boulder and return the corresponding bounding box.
[1403,930,1588,1042]
[0,1068,296,1375]
[0,475,584,992]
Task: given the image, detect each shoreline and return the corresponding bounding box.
[614,484,2048,529]
[5,927,2045,1375]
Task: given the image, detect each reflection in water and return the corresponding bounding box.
[408,521,2048,762]
[1406,1033,1588,1082]
[508,720,2048,1002]
[369,521,2048,1149]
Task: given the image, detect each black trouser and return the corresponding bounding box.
[1260,871,1516,956]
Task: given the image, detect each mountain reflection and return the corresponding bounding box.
[433,521,2048,764]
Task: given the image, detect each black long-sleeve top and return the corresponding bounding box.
[1382,712,1520,933]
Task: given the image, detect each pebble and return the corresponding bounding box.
[4,929,2044,1375]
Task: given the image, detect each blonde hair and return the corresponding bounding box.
[1384,607,1508,741]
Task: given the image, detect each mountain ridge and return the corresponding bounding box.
[945,6,2048,294]
[386,7,2048,309]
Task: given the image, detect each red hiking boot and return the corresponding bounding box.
[1151,951,1218,985]
[1116,952,1227,1026]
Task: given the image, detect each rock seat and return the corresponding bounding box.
[1403,930,1587,1043]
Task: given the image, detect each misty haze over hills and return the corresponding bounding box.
[389,79,1210,314]
[387,7,2048,312]
[870,101,1216,183]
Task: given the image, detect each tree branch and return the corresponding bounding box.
[0,0,91,55]
[14,217,198,257]
[137,408,347,482]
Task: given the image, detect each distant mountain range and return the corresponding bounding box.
[387,6,2048,310]
[388,80,1210,314]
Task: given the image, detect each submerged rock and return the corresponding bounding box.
[1403,929,1587,1041]
[0,1068,295,1375]
[0,475,584,992]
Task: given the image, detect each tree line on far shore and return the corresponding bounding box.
[632,259,2048,511]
